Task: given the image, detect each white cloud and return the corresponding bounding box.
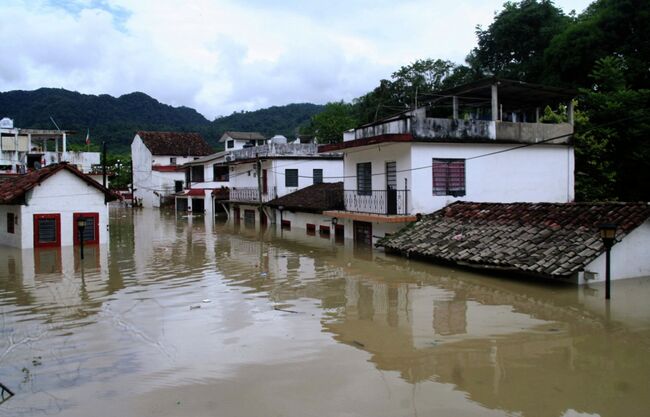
[0,0,592,119]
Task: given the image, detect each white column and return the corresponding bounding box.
[491,84,499,121]
[452,96,459,119]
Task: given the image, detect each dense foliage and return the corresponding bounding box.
[0,88,322,153]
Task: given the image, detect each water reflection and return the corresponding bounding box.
[0,208,648,417]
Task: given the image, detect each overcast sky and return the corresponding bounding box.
[0,0,592,120]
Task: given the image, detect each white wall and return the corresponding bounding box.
[343,143,412,196]
[0,205,22,247]
[271,158,342,198]
[4,169,110,248]
[581,220,650,283]
[409,142,574,214]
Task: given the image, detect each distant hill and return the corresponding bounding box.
[0,88,323,153]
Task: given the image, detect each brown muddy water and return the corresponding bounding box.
[1,207,649,417]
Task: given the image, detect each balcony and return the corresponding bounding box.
[323,190,417,223]
[229,187,277,203]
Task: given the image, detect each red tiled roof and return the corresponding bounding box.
[0,163,120,205]
[137,131,213,156]
[266,182,344,213]
[378,202,650,279]
[152,165,183,172]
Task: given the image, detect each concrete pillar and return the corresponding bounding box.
[535,107,540,123]
[452,96,459,119]
[567,100,574,126]
[491,84,498,121]
[62,132,67,153]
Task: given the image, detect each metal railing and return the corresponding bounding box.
[343,189,409,215]
[229,187,277,203]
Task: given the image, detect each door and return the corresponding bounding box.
[260,210,268,228]
[233,207,240,224]
[34,213,61,248]
[353,221,372,246]
[386,161,397,215]
[244,209,256,227]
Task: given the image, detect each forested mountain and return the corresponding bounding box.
[0,88,322,152]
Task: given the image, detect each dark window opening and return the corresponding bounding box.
[357,162,371,195]
[244,209,255,227]
[191,166,204,183]
[313,169,323,184]
[7,213,15,234]
[213,165,229,182]
[34,214,60,247]
[306,223,316,236]
[175,180,183,193]
[319,225,330,237]
[227,140,234,149]
[285,169,298,187]
[170,157,177,165]
[192,198,205,212]
[432,159,465,196]
[281,220,291,230]
[335,224,344,244]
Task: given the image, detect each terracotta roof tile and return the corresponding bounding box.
[0,163,120,204]
[137,131,212,156]
[378,202,650,279]
[266,182,343,213]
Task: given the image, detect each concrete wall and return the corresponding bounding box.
[409,142,574,214]
[581,220,650,284]
[343,142,413,197]
[0,205,22,247]
[0,169,110,249]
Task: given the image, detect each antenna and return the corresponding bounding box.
[49,116,61,132]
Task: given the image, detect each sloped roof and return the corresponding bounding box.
[378,202,650,279]
[183,151,228,166]
[266,182,344,213]
[136,131,212,156]
[219,131,266,142]
[0,163,120,205]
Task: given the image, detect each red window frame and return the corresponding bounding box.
[281,220,291,230]
[306,223,316,235]
[73,212,100,245]
[319,225,331,237]
[33,213,61,248]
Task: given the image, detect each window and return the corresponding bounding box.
[73,213,99,245]
[227,140,234,149]
[7,213,15,234]
[191,166,204,182]
[319,225,330,237]
[213,165,229,182]
[244,210,255,227]
[357,162,371,195]
[257,140,265,145]
[285,169,298,187]
[175,180,183,193]
[281,220,291,230]
[33,214,60,247]
[432,159,466,196]
[313,169,323,184]
[170,157,177,165]
[306,223,316,236]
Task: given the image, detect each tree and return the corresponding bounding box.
[471,0,570,82]
[302,102,358,144]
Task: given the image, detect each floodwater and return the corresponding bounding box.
[1,208,649,417]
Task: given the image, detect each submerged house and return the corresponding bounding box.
[0,162,118,249]
[175,151,229,215]
[378,202,650,284]
[131,131,213,208]
[319,78,576,245]
[221,140,343,227]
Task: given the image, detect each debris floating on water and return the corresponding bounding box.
[189,305,201,310]
[202,299,211,303]
[274,306,299,314]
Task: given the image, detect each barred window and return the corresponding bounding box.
[313,169,323,184]
[357,162,372,195]
[432,159,466,196]
[285,169,298,187]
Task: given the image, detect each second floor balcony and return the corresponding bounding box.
[229,187,277,203]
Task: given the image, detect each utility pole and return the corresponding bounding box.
[256,153,263,215]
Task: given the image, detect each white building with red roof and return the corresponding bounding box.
[0,162,118,248]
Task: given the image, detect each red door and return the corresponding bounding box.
[73,212,100,245]
[33,214,61,248]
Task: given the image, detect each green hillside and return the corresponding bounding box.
[0,88,323,153]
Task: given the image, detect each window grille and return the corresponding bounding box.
[432,159,466,196]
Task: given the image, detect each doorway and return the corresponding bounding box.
[353,221,373,246]
[386,161,397,215]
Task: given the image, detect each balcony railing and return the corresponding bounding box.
[229,187,277,203]
[343,189,409,215]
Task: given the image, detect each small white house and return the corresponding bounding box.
[131,131,213,208]
[219,131,268,152]
[0,162,118,249]
[319,78,577,245]
[175,151,229,216]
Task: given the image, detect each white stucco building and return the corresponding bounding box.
[219,131,268,151]
[0,117,100,174]
[319,78,577,245]
[222,142,343,227]
[175,151,230,216]
[131,131,213,208]
[0,162,118,249]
